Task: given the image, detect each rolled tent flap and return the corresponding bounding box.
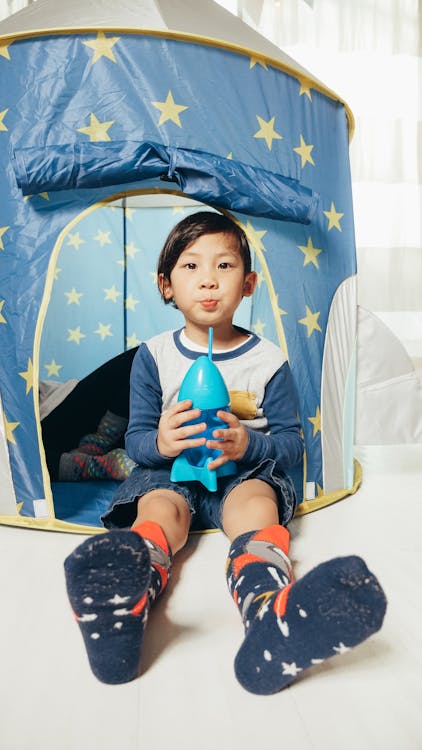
[12,141,318,223]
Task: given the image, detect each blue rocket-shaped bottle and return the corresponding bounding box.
[170,327,237,491]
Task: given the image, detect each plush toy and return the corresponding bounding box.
[170,328,237,491]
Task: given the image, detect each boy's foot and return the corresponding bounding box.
[59,448,136,481]
[64,531,151,684]
[234,555,387,695]
[78,410,128,455]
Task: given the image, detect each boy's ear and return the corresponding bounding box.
[158,273,173,300]
[242,271,258,298]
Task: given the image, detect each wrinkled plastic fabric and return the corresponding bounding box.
[0,29,359,524]
[13,141,318,223]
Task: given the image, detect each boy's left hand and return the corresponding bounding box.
[205,410,249,470]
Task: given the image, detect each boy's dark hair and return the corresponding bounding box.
[157,211,252,304]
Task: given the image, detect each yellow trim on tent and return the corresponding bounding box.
[0,460,362,533]
[295,459,362,516]
[0,27,355,139]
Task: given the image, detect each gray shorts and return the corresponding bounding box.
[101,458,297,532]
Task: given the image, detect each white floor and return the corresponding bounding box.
[1,445,422,750]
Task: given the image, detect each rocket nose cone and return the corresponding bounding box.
[178,355,230,409]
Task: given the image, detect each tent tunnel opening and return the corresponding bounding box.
[38,190,295,530]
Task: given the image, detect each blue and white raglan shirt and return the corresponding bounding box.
[125,328,304,475]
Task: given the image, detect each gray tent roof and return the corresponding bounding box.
[0,0,315,79]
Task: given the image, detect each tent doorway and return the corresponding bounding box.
[38,190,285,530]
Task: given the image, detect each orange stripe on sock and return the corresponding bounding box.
[133,520,170,555]
[131,592,148,616]
[232,552,266,578]
[252,524,290,554]
[273,583,292,617]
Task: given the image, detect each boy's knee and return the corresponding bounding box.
[223,483,279,540]
[135,489,191,552]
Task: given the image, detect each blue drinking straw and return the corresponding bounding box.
[208,327,213,361]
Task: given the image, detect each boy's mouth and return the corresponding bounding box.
[200,299,218,310]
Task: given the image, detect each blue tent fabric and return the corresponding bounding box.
[12,141,319,223]
[0,29,358,528]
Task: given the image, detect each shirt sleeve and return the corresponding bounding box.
[240,361,304,472]
[125,343,173,468]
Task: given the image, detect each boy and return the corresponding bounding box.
[64,211,386,694]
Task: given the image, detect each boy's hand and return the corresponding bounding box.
[157,400,206,458]
[206,410,249,470]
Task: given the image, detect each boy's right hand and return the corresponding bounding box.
[157,400,206,458]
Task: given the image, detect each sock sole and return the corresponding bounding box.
[64,531,151,685]
[235,555,387,695]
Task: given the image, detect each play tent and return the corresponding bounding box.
[0,0,373,532]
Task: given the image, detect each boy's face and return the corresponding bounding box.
[159,232,257,335]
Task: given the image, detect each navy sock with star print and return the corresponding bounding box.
[226,525,387,695]
[64,522,172,685]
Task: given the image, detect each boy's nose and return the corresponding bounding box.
[200,277,218,288]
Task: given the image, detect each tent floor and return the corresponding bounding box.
[1,445,421,750]
[52,480,120,527]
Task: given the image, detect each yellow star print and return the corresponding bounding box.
[308,406,321,436]
[67,326,86,344]
[54,267,62,281]
[0,300,6,324]
[298,306,322,337]
[298,79,312,101]
[67,232,85,250]
[0,109,8,132]
[250,57,268,70]
[323,202,344,231]
[253,319,266,337]
[253,115,282,150]
[24,192,49,202]
[19,358,34,394]
[77,113,114,142]
[126,332,141,348]
[104,285,122,302]
[125,241,140,259]
[297,237,322,268]
[94,323,113,341]
[125,294,140,312]
[256,270,265,287]
[94,229,112,246]
[3,416,19,445]
[44,359,63,377]
[152,91,188,128]
[64,288,83,305]
[243,221,267,253]
[0,43,12,60]
[275,294,288,317]
[0,226,9,250]
[293,135,315,168]
[83,32,120,64]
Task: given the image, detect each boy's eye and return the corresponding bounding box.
[218,262,231,269]
[185,263,197,270]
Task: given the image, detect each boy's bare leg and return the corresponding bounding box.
[223,479,387,695]
[222,478,279,540]
[64,489,190,684]
[132,488,191,553]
